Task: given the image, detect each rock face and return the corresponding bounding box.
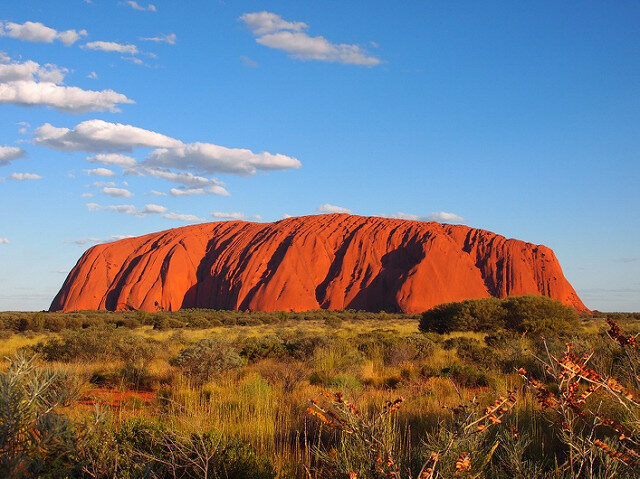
[51,214,588,313]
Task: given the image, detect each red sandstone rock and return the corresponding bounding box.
[50,214,588,313]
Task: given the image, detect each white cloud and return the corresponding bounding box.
[102,186,132,197]
[124,1,157,12]
[16,121,30,134]
[317,203,352,214]
[211,211,245,220]
[53,268,70,274]
[106,204,136,214]
[84,41,139,55]
[390,212,422,221]
[140,203,167,214]
[91,181,115,188]
[67,235,135,246]
[140,33,176,44]
[67,237,100,245]
[34,120,300,196]
[240,12,307,36]
[240,11,381,66]
[170,186,230,197]
[163,212,204,222]
[0,54,132,113]
[87,153,137,167]
[282,213,293,219]
[85,167,115,177]
[108,203,165,216]
[0,237,9,244]
[0,145,25,166]
[81,192,94,198]
[0,58,66,83]
[240,55,258,68]
[0,80,133,113]
[34,120,182,151]
[427,211,465,223]
[88,201,203,223]
[0,21,87,46]
[149,190,166,196]
[8,172,42,180]
[126,166,223,187]
[146,142,301,175]
[87,71,98,79]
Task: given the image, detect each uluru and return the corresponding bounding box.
[50,214,587,313]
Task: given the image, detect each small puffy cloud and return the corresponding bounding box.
[240,11,381,66]
[140,33,176,44]
[91,181,115,188]
[53,268,70,274]
[122,56,145,66]
[106,204,136,214]
[140,203,167,214]
[85,202,101,211]
[84,41,139,55]
[163,212,204,222]
[0,145,25,166]
[124,1,157,12]
[149,190,166,196]
[211,211,244,220]
[317,203,352,214]
[87,153,137,167]
[146,142,301,175]
[81,192,94,198]
[17,121,30,134]
[0,237,9,244]
[85,167,115,177]
[87,71,98,79]
[240,12,307,36]
[282,213,293,219]
[427,211,465,223]
[102,186,132,197]
[34,120,182,152]
[8,172,42,180]
[0,21,87,46]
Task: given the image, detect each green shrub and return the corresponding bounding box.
[170,338,244,383]
[240,336,287,361]
[440,363,490,387]
[35,327,159,365]
[501,295,579,334]
[420,295,579,334]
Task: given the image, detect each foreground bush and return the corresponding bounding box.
[170,338,244,383]
[419,295,579,334]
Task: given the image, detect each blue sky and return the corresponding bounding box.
[0,1,638,311]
